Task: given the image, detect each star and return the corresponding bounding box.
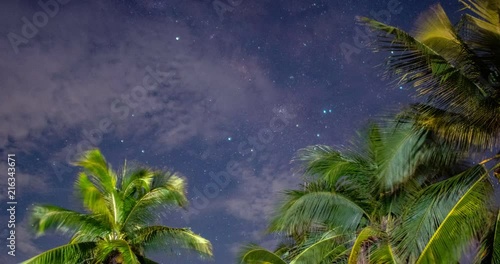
[175,36,180,41]
[227,137,232,141]
[141,150,145,153]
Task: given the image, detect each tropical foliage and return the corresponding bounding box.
[239,1,500,263]
[359,0,500,152]
[23,149,212,264]
[239,123,500,263]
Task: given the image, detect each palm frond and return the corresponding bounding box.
[21,242,97,264]
[121,168,155,198]
[358,15,488,103]
[460,0,500,29]
[289,230,347,264]
[74,149,117,194]
[399,103,500,151]
[369,123,430,191]
[370,242,400,264]
[295,145,369,185]
[348,226,380,264]
[121,174,187,229]
[269,187,369,234]
[477,209,500,263]
[394,165,492,263]
[75,171,114,222]
[132,225,213,258]
[238,244,287,264]
[95,239,141,264]
[30,205,110,238]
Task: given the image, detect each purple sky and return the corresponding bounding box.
[0,0,463,263]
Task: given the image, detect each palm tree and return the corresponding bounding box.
[239,123,500,263]
[22,149,212,264]
[358,0,500,154]
[240,2,500,262]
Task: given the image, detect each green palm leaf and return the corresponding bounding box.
[348,226,380,264]
[269,188,369,234]
[95,239,140,264]
[75,171,113,222]
[121,173,187,229]
[370,242,400,264]
[394,165,492,263]
[238,244,287,264]
[369,124,430,191]
[31,205,110,238]
[295,145,368,185]
[132,225,213,258]
[399,104,500,151]
[290,230,347,264]
[74,149,117,194]
[21,242,97,264]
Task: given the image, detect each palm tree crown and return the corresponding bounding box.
[23,149,212,264]
[359,0,500,152]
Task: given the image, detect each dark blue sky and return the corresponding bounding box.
[0,0,463,263]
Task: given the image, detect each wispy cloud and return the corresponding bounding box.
[224,158,300,223]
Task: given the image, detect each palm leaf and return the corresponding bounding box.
[394,165,492,263]
[132,225,213,258]
[95,239,140,264]
[290,230,347,264]
[348,226,380,264]
[460,0,500,29]
[75,172,114,223]
[370,242,400,264]
[30,205,110,238]
[121,168,154,198]
[21,242,97,264]
[358,15,488,102]
[370,123,429,191]
[74,149,117,194]
[295,145,368,185]
[238,244,287,264]
[399,103,500,151]
[121,174,187,228]
[269,187,369,234]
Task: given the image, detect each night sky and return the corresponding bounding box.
[0,0,464,263]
